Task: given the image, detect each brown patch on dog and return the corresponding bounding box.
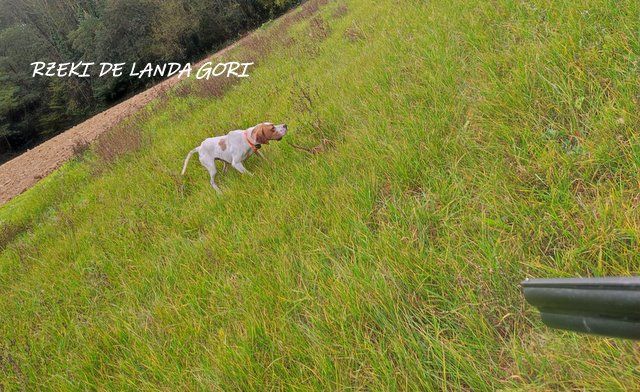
[253,123,278,144]
[218,138,227,151]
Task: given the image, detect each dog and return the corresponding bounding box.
[181,122,287,193]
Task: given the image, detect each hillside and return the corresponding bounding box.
[1,0,639,389]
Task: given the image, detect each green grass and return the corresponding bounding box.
[1,0,640,389]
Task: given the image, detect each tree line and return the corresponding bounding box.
[0,0,297,162]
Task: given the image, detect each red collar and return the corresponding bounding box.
[243,130,260,153]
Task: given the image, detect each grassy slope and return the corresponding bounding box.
[1,0,640,389]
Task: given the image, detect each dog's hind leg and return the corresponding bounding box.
[207,165,221,194]
[200,155,222,194]
[214,158,228,174]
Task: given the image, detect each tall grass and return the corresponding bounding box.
[1,0,639,389]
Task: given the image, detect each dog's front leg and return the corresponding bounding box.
[232,160,253,176]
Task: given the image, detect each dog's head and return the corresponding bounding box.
[253,122,287,144]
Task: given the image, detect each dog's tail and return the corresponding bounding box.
[181,147,198,175]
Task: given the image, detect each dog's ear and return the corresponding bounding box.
[253,124,267,144]
[253,123,275,144]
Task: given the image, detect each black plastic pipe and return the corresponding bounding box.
[521,277,640,339]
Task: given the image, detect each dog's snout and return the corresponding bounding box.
[276,123,288,137]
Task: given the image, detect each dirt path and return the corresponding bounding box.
[0,39,249,206]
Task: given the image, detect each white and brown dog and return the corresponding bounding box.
[181,122,287,192]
